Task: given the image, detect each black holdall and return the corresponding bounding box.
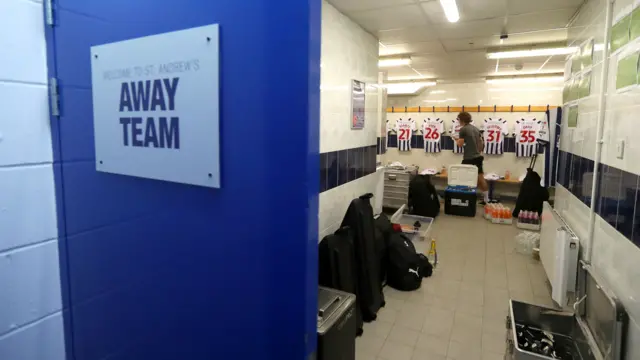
[408,174,440,217]
[417,254,433,278]
[386,233,422,291]
[373,213,394,285]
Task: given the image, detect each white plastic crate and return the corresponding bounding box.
[390,205,434,241]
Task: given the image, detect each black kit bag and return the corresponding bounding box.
[318,227,363,335]
[408,175,440,218]
[386,233,422,291]
[417,254,433,278]
[513,153,550,217]
[373,213,394,285]
[341,194,384,321]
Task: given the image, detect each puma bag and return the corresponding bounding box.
[386,233,422,291]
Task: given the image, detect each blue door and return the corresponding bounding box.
[45,1,320,359]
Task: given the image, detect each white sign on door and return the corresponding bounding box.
[91,24,220,188]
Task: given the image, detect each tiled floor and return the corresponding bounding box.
[356,211,555,360]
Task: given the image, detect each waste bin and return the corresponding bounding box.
[317,286,356,360]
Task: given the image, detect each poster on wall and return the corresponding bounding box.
[562,81,571,104]
[611,12,631,53]
[615,50,639,91]
[90,24,221,188]
[580,38,594,69]
[567,105,579,128]
[631,6,640,41]
[578,72,592,99]
[351,79,366,129]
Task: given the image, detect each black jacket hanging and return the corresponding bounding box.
[340,194,384,321]
[513,169,549,216]
[318,227,363,336]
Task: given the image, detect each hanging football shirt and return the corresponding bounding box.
[450,119,464,154]
[395,118,416,151]
[422,118,444,153]
[451,119,475,154]
[515,118,539,157]
[481,118,509,155]
[385,119,392,148]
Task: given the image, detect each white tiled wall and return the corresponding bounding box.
[555,0,640,357]
[319,1,382,239]
[383,82,559,180]
[319,170,382,239]
[320,1,379,154]
[0,1,65,359]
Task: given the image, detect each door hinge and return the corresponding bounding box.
[49,77,60,117]
[44,0,55,26]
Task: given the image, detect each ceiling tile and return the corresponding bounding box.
[498,29,568,46]
[506,8,576,33]
[348,4,428,32]
[421,0,508,24]
[494,61,566,75]
[378,25,438,45]
[507,0,583,15]
[441,29,569,52]
[385,66,433,77]
[327,0,414,13]
[441,37,494,52]
[379,41,446,56]
[435,18,505,39]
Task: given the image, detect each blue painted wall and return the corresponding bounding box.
[46,0,320,359]
[0,0,66,359]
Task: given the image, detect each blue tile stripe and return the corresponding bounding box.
[320,144,377,193]
[380,134,545,154]
[557,150,640,248]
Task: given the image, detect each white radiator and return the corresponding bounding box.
[540,202,580,307]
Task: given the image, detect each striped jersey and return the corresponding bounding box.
[515,118,551,157]
[395,118,416,151]
[481,118,509,155]
[422,118,444,153]
[450,119,475,154]
[537,119,550,143]
[515,118,540,157]
[385,119,392,148]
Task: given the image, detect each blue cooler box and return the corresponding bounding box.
[444,165,478,217]
[445,185,477,217]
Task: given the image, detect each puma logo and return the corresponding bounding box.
[408,268,420,277]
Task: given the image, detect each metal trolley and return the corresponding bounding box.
[505,261,627,360]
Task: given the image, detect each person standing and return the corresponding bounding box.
[453,111,490,204]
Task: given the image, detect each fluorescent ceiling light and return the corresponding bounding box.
[430,90,446,94]
[486,76,564,84]
[487,47,577,59]
[379,57,412,67]
[439,0,460,23]
[385,81,436,95]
